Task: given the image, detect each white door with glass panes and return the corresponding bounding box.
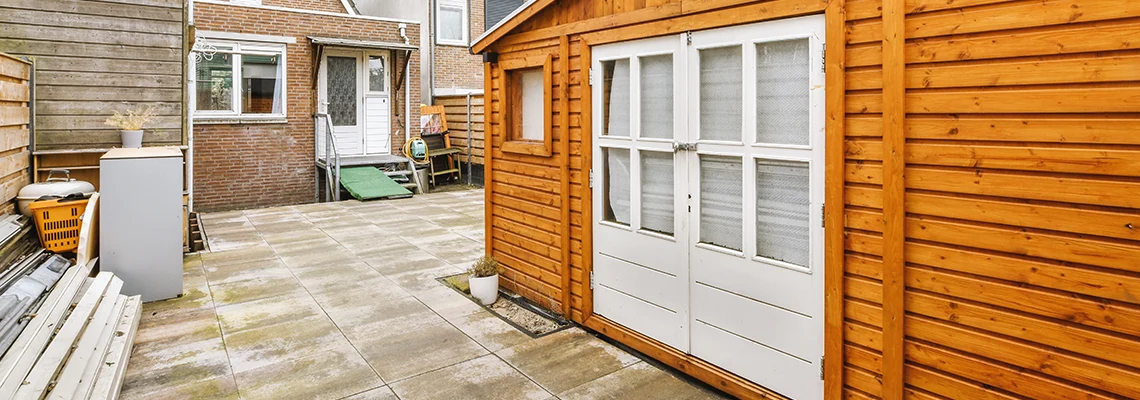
[319,49,392,156]
[591,15,826,399]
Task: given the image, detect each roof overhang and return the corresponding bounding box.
[469,0,557,54]
[307,36,418,51]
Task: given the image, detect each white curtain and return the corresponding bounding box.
[699,46,742,142]
[606,148,631,225]
[272,54,284,114]
[639,54,673,139]
[755,159,810,266]
[756,39,810,145]
[640,151,674,235]
[700,156,743,251]
[605,59,630,137]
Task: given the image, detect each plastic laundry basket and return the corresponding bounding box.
[29,195,89,253]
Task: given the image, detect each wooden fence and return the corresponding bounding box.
[434,94,485,165]
[0,53,31,215]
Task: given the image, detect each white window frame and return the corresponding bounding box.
[435,0,468,46]
[191,40,288,121]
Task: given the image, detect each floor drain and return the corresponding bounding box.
[438,274,570,337]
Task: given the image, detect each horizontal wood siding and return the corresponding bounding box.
[434,94,486,165]
[0,53,31,215]
[484,0,1140,398]
[0,0,186,150]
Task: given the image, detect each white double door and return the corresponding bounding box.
[591,15,826,399]
[319,49,392,156]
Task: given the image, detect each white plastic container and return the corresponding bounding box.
[16,169,95,217]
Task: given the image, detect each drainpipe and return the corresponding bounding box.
[187,0,195,211]
[399,25,413,143]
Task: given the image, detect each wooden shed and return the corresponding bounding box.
[471,0,1140,398]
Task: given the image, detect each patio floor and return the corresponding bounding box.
[119,188,725,400]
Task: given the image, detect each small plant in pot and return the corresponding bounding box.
[103,106,156,148]
[468,256,501,306]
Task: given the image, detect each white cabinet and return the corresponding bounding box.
[100,147,183,301]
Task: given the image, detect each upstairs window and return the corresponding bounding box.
[436,0,468,46]
[193,41,286,119]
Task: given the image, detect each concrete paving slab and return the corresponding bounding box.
[354,313,488,382]
[214,291,325,334]
[448,310,532,353]
[559,362,726,400]
[415,286,485,320]
[209,273,307,307]
[497,328,641,394]
[341,386,399,400]
[390,354,549,400]
[388,264,466,294]
[121,374,240,400]
[223,314,354,374]
[232,344,382,400]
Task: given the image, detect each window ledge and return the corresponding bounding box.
[436,41,469,48]
[502,140,551,157]
[194,117,288,125]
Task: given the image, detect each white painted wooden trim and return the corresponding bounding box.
[339,0,357,15]
[197,30,297,44]
[88,296,142,400]
[47,291,126,400]
[435,0,469,46]
[195,0,420,24]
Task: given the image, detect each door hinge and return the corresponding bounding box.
[590,270,595,290]
[588,68,594,86]
[821,202,826,228]
[686,31,692,46]
[821,44,827,73]
[820,356,825,380]
[589,169,594,188]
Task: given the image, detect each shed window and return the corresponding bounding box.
[437,0,467,46]
[502,55,553,156]
[193,41,286,119]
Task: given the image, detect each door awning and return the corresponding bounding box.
[307,36,418,51]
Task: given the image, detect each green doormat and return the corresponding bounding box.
[339,167,413,200]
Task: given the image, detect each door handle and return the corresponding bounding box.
[673,142,697,152]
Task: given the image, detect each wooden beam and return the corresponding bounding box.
[559,35,573,318]
[881,0,907,396]
[578,39,595,322]
[484,61,495,257]
[823,0,847,398]
[471,0,558,54]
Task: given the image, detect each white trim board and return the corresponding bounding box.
[197,30,297,44]
[195,0,420,24]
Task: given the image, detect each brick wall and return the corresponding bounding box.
[262,0,347,13]
[431,0,484,91]
[193,2,420,211]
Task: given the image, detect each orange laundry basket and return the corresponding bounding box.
[29,196,89,253]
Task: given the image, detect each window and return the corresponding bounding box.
[193,41,286,119]
[436,0,468,46]
[368,55,387,93]
[502,54,552,156]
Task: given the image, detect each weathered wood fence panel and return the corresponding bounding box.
[434,94,485,165]
[0,53,32,215]
[0,0,186,151]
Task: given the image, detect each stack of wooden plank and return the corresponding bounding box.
[0,259,141,400]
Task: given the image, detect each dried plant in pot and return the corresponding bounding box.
[468,256,501,305]
[103,106,157,148]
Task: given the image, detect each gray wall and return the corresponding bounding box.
[351,0,425,22]
[0,0,187,150]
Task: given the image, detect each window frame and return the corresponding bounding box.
[500,54,553,157]
[191,40,288,121]
[435,0,469,46]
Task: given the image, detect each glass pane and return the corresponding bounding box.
[640,151,674,235]
[327,56,357,126]
[700,156,742,251]
[604,148,631,226]
[368,56,386,92]
[699,46,742,142]
[756,39,810,145]
[241,54,280,114]
[520,68,544,141]
[195,53,232,111]
[755,159,811,267]
[602,59,630,137]
[439,6,464,42]
[639,54,673,139]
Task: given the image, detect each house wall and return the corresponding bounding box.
[0,54,32,216]
[192,2,420,211]
[431,0,486,92]
[478,0,1140,399]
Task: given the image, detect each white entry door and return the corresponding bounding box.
[320,49,392,156]
[592,15,826,399]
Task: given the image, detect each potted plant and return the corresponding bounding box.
[103,106,156,148]
[468,256,501,306]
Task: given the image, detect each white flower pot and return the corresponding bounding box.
[469,274,499,306]
[120,130,143,148]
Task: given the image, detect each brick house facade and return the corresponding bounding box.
[429,0,484,93]
[191,0,420,211]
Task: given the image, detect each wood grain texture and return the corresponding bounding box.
[824,0,847,398]
[879,0,906,397]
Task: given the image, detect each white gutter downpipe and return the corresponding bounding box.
[399,24,412,142]
[187,0,195,211]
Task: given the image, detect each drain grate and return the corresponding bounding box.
[438,273,570,337]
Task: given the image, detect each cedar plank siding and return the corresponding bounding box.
[478,0,1140,398]
[0,0,186,150]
